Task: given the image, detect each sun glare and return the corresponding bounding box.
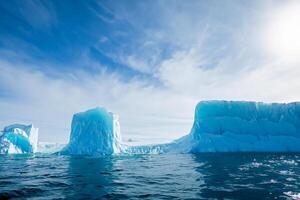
[263,1,300,62]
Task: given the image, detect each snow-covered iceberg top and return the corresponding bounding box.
[0,124,39,154]
[185,100,300,152]
[60,107,122,155]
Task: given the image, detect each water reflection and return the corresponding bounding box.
[1,153,300,199]
[192,153,300,199]
[66,155,115,199]
[110,154,204,199]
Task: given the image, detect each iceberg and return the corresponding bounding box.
[60,107,122,155]
[37,142,66,153]
[0,124,39,154]
[55,100,300,155]
[125,143,169,154]
[178,100,300,152]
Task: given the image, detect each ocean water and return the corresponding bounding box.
[0,153,300,199]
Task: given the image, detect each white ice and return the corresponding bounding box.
[0,124,38,154]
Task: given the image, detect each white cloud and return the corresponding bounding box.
[1,1,300,145]
[19,0,57,29]
[120,54,152,74]
[151,0,300,103]
[0,60,195,144]
[99,36,109,43]
[2,40,300,145]
[157,48,300,103]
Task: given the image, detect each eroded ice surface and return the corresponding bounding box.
[60,107,122,155]
[0,124,39,154]
[181,101,300,152]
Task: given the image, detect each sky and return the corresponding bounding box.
[0,0,300,144]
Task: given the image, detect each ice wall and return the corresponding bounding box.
[186,100,300,152]
[60,107,122,155]
[0,124,39,154]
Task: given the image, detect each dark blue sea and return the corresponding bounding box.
[1,153,300,199]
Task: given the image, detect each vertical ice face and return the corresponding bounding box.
[0,124,39,154]
[112,113,122,153]
[187,101,300,152]
[61,107,122,155]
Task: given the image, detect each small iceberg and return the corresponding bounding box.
[60,107,122,155]
[0,124,39,154]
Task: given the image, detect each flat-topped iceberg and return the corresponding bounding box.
[60,107,122,155]
[180,100,300,152]
[0,124,39,154]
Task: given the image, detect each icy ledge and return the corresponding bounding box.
[0,124,39,154]
[60,107,122,155]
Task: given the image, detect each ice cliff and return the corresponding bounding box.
[60,107,122,155]
[180,100,300,152]
[0,124,39,154]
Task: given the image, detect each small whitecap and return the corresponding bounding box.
[279,170,294,175]
[286,177,296,182]
[284,191,300,200]
[270,179,277,183]
[238,166,249,171]
[283,160,298,165]
[251,162,263,168]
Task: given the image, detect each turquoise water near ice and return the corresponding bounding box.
[1,153,300,199]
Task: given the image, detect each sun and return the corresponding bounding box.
[262,1,300,63]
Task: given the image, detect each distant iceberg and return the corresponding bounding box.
[37,142,66,153]
[176,100,300,152]
[125,143,169,154]
[0,124,39,154]
[60,107,122,155]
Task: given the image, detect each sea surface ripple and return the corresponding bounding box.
[1,153,300,199]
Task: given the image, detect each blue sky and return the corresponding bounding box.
[1,0,300,144]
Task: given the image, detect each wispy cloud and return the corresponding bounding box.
[1,0,300,144]
[0,59,195,144]
[120,54,152,74]
[14,0,57,29]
